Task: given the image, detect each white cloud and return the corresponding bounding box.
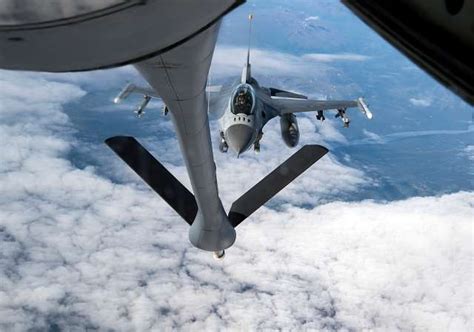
[211,46,329,79]
[362,129,384,143]
[462,146,474,177]
[39,65,140,90]
[305,16,319,21]
[409,97,432,107]
[461,145,474,164]
[349,127,474,147]
[211,47,369,85]
[303,53,372,62]
[0,65,472,331]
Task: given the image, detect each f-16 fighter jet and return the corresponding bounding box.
[0,1,371,259]
[117,15,372,158]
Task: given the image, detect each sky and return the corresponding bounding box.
[0,1,473,331]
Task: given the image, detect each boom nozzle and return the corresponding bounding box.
[213,250,225,260]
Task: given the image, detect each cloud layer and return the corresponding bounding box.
[303,53,371,62]
[211,46,369,92]
[409,97,432,107]
[1,67,473,331]
[0,45,472,331]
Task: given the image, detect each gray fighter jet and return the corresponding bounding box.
[0,1,370,259]
[116,15,372,158]
[213,17,372,156]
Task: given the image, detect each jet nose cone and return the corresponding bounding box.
[226,124,254,155]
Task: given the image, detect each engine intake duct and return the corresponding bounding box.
[280,113,300,147]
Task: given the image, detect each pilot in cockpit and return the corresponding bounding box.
[233,88,253,115]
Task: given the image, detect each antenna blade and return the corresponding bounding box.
[242,13,253,83]
[247,14,253,66]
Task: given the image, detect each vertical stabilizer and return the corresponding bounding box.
[241,14,253,83]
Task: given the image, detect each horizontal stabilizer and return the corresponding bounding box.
[270,88,308,99]
[228,145,328,227]
[105,136,198,225]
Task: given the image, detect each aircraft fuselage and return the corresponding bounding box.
[218,79,280,155]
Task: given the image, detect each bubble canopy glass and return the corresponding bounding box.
[231,84,256,115]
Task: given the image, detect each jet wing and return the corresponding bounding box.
[269,88,308,100]
[270,97,372,119]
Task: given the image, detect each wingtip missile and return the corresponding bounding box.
[357,97,373,119]
[114,83,136,104]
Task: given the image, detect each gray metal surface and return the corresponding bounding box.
[0,1,126,24]
[134,22,235,252]
[269,98,359,114]
[341,0,474,105]
[217,73,369,157]
[105,136,198,225]
[0,0,244,71]
[228,145,329,227]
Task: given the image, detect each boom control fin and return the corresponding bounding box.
[106,137,328,231]
[105,136,198,225]
[228,145,328,227]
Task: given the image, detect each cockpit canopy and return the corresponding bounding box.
[231,84,255,115]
